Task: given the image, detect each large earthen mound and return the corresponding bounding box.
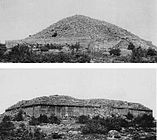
[6,15,156,50]
[6,95,151,112]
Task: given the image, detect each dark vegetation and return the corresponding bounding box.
[0,43,6,57]
[109,48,121,56]
[0,43,91,63]
[0,112,156,140]
[29,114,61,125]
[0,42,157,63]
[77,115,90,124]
[13,110,24,121]
[0,112,61,140]
[79,113,156,135]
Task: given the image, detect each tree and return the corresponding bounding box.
[49,114,61,125]
[14,110,24,121]
[29,116,40,126]
[38,114,49,123]
[130,47,146,63]
[125,112,134,120]
[77,115,90,124]
[133,114,155,128]
[147,47,157,56]
[128,42,135,50]
[109,48,121,56]
[4,44,33,62]
[0,115,15,139]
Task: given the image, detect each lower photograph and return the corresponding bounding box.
[0,68,156,140]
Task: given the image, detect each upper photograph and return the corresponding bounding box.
[0,0,156,63]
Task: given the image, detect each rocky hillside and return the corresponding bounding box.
[23,15,156,50]
[6,95,151,112]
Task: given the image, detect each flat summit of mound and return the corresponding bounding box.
[6,95,151,112]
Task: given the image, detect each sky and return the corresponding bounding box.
[0,0,157,45]
[0,68,156,117]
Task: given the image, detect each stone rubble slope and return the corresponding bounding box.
[24,15,156,50]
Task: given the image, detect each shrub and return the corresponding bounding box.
[52,32,57,37]
[13,125,46,140]
[13,110,24,121]
[38,114,49,123]
[33,127,46,140]
[81,119,108,134]
[0,43,6,57]
[29,116,40,126]
[50,133,62,139]
[103,116,122,131]
[81,115,124,135]
[125,112,134,120]
[130,46,147,63]
[69,42,80,51]
[147,47,157,56]
[133,114,155,128]
[4,44,33,63]
[77,115,90,124]
[49,114,61,125]
[0,115,15,137]
[73,53,91,63]
[41,46,49,52]
[128,43,135,50]
[109,48,121,56]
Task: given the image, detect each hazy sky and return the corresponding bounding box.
[0,0,157,45]
[0,69,156,117]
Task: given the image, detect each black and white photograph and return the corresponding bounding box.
[0,0,157,63]
[0,0,156,140]
[0,68,156,139]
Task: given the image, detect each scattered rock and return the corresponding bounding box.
[68,130,80,135]
[108,130,121,138]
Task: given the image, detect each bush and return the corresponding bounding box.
[77,115,90,124]
[81,115,124,135]
[29,114,61,125]
[33,127,46,140]
[133,114,155,128]
[50,133,62,139]
[81,119,108,134]
[49,114,61,125]
[125,112,134,120]
[0,115,15,137]
[13,110,24,121]
[130,47,147,63]
[1,43,91,63]
[109,48,121,56]
[0,43,6,57]
[38,114,49,123]
[73,53,91,63]
[13,125,46,140]
[29,116,40,126]
[128,43,135,50]
[103,116,122,131]
[147,47,157,56]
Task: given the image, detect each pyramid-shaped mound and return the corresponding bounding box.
[6,15,156,50]
[23,15,155,49]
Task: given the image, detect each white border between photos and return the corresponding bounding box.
[0,63,156,69]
